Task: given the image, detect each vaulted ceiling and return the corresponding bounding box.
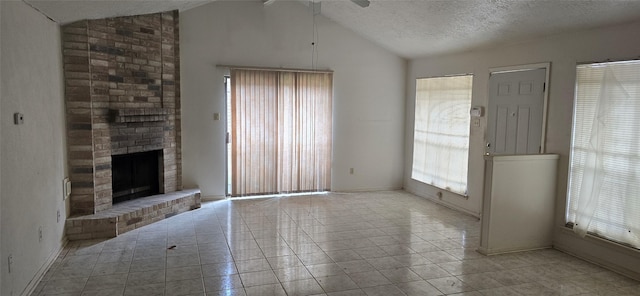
[25,0,640,59]
[25,0,211,24]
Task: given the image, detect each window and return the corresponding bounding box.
[567,60,640,249]
[229,69,333,196]
[412,75,473,195]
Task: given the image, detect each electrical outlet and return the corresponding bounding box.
[8,255,13,273]
[13,113,24,125]
[349,168,354,175]
[38,226,43,242]
[57,210,61,223]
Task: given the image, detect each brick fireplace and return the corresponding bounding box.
[62,11,200,239]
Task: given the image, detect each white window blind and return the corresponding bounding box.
[411,75,472,195]
[230,69,333,197]
[567,60,640,249]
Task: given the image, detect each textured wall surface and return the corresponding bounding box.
[180,1,406,196]
[1,2,67,295]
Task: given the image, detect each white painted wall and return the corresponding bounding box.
[1,2,68,295]
[406,20,640,278]
[479,154,558,255]
[180,0,406,197]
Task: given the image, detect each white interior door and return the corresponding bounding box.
[487,68,546,155]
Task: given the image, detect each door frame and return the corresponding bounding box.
[224,75,231,198]
[488,62,551,154]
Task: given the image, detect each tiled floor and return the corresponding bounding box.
[33,191,639,296]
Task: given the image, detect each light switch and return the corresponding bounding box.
[213,113,220,121]
[63,178,71,200]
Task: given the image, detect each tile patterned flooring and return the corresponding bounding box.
[33,191,640,296]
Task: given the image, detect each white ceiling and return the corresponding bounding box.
[24,0,640,59]
[318,0,640,58]
[24,0,214,23]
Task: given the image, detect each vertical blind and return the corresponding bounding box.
[230,69,332,196]
[567,60,640,249]
[411,75,473,195]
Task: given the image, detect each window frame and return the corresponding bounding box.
[411,74,474,196]
[565,59,640,250]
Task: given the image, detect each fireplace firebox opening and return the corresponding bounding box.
[112,150,161,204]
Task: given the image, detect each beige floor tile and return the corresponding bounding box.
[316,274,359,293]
[428,276,475,294]
[129,258,166,272]
[361,284,407,296]
[203,274,243,292]
[165,278,204,295]
[396,280,443,296]
[31,191,640,296]
[348,270,392,288]
[166,254,200,268]
[307,262,346,277]
[336,260,377,274]
[201,261,238,277]
[244,283,287,296]
[273,266,314,282]
[235,258,271,273]
[166,265,203,281]
[379,267,423,283]
[83,273,128,291]
[266,254,304,269]
[410,264,451,280]
[123,283,164,296]
[281,278,325,295]
[41,277,88,295]
[126,269,165,286]
[239,270,279,287]
[207,288,246,296]
[327,289,367,296]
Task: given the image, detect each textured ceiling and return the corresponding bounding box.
[24,0,215,23]
[318,0,640,58]
[24,0,640,59]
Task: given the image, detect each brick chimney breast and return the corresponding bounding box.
[62,11,182,216]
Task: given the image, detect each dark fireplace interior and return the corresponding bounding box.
[112,150,161,204]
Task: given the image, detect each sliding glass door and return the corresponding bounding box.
[229,69,332,197]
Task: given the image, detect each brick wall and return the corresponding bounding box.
[62,11,182,215]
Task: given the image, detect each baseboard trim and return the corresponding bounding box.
[405,190,480,219]
[554,227,640,281]
[201,195,227,201]
[477,245,551,256]
[21,239,68,296]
